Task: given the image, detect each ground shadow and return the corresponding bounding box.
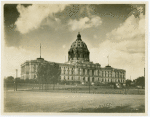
[62,105,145,113]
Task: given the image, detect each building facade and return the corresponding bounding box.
[21,58,43,79]
[59,33,126,83]
[21,58,56,80]
[21,33,126,83]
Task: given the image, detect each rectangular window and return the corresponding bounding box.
[106,71,108,77]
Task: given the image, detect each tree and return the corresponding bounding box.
[36,61,61,90]
[126,79,132,87]
[36,62,48,90]
[51,63,61,90]
[4,76,14,83]
[135,76,145,89]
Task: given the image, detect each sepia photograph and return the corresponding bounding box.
[2,1,148,115]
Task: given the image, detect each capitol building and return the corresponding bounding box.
[21,33,126,83]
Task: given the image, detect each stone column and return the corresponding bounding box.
[61,67,64,74]
[85,69,87,75]
[65,67,68,75]
[75,67,78,75]
[69,67,72,75]
[80,68,83,75]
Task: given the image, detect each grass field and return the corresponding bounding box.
[4,91,145,113]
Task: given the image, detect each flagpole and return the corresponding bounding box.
[108,55,109,66]
[108,56,109,66]
[40,43,41,58]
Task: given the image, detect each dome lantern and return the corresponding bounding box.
[77,32,81,40]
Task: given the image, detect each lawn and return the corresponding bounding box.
[4,91,145,113]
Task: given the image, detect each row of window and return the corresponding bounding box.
[21,65,37,74]
[71,41,86,47]
[61,69,125,78]
[61,65,101,69]
[62,76,125,82]
[21,74,36,79]
[69,54,89,58]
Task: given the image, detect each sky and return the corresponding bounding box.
[3,4,145,80]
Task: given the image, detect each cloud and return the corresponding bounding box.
[93,35,97,39]
[90,40,145,80]
[62,45,66,48]
[15,4,67,34]
[90,6,145,80]
[2,45,68,78]
[106,6,145,54]
[68,15,102,31]
[106,7,145,54]
[41,17,62,30]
